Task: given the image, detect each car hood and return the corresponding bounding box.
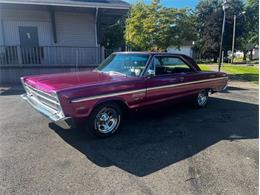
[23,70,131,94]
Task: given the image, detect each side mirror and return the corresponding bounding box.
[145,69,155,79]
[147,69,155,76]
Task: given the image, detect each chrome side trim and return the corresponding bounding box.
[147,77,228,91]
[72,89,147,103]
[71,77,228,103]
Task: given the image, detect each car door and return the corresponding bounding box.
[144,55,197,104]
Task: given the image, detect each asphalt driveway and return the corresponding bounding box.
[0,81,258,195]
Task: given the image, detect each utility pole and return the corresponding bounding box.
[218,0,227,72]
[231,11,245,64]
[231,15,236,64]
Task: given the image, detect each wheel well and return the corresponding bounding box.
[112,100,129,113]
[207,88,213,94]
[94,100,129,114]
[198,88,212,94]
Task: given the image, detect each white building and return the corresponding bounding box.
[167,42,193,57]
[0,0,129,66]
[0,0,129,83]
[252,46,259,60]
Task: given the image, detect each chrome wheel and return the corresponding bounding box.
[197,90,208,106]
[94,107,120,134]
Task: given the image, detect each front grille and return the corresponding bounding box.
[24,83,60,112]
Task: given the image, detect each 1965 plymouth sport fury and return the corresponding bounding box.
[21,52,228,137]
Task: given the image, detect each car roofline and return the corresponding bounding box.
[112,51,191,57]
[110,51,201,71]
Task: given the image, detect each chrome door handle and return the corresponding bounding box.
[180,77,185,81]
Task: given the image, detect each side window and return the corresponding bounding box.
[144,57,159,76]
[154,56,193,75]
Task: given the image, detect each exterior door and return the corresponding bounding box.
[19,26,39,47]
[144,55,196,104]
[19,26,41,64]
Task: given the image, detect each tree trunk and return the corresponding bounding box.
[243,51,247,61]
[249,50,253,61]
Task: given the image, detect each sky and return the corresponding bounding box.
[124,0,199,9]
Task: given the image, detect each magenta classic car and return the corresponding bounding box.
[21,52,228,137]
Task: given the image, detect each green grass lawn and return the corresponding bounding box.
[233,57,258,64]
[198,63,259,84]
[198,64,213,71]
[221,65,259,84]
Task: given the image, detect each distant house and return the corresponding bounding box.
[167,42,194,57]
[0,0,129,83]
[252,45,259,60]
[234,45,259,60]
[234,51,244,58]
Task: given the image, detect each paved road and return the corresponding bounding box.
[0,81,258,195]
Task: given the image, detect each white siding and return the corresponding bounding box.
[1,8,52,46]
[1,8,96,47]
[3,21,52,46]
[167,46,193,57]
[55,12,96,47]
[1,9,50,22]
[252,48,259,60]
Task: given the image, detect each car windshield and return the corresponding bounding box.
[97,53,150,77]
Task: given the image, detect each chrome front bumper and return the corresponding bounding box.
[21,93,74,129]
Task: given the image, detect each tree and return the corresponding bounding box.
[194,0,246,61]
[103,16,126,50]
[194,0,222,61]
[246,0,259,44]
[236,0,259,60]
[125,1,152,50]
[125,0,196,51]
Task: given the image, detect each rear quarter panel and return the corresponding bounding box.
[195,71,228,92]
[143,71,227,106]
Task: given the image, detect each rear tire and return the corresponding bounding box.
[85,102,122,138]
[193,89,209,108]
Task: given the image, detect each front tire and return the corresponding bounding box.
[85,102,122,137]
[193,89,209,108]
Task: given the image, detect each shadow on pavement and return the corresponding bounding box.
[220,86,249,93]
[50,97,258,177]
[0,84,24,96]
[228,73,259,84]
[224,86,248,91]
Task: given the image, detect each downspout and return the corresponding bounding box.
[95,7,99,47]
[49,7,57,44]
[0,18,5,45]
